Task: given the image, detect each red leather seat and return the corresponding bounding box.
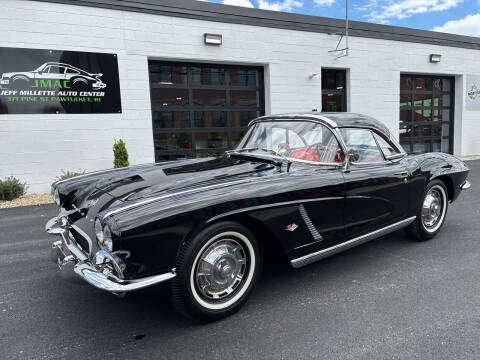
[290,148,321,162]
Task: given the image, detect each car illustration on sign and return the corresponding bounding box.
[46,112,470,322]
[0,62,106,90]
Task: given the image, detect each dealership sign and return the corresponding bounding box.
[466,75,480,111]
[0,47,121,114]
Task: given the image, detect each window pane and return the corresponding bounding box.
[322,70,344,90]
[195,132,228,149]
[414,109,432,122]
[149,64,187,84]
[340,128,383,163]
[433,109,450,122]
[400,94,412,108]
[413,141,431,153]
[191,67,225,85]
[432,140,441,152]
[153,111,190,128]
[322,94,343,112]
[432,123,442,137]
[229,69,257,86]
[154,133,192,150]
[192,89,226,106]
[193,111,227,127]
[441,138,450,152]
[373,133,400,156]
[414,78,432,91]
[151,88,188,106]
[400,142,411,153]
[156,154,191,162]
[414,93,432,107]
[442,78,451,92]
[414,124,431,136]
[231,111,258,127]
[433,93,450,107]
[400,76,412,91]
[232,130,248,147]
[230,90,258,107]
[400,124,412,139]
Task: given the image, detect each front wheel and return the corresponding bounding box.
[171,221,262,322]
[405,180,449,241]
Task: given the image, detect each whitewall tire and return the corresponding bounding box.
[172,221,262,322]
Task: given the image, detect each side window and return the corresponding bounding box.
[66,68,79,74]
[373,133,401,157]
[48,65,65,74]
[340,128,384,163]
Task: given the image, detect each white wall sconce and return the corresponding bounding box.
[204,33,222,45]
[430,54,442,63]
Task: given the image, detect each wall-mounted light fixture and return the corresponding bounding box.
[430,54,442,63]
[204,33,222,45]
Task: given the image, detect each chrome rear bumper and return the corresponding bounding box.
[46,217,176,293]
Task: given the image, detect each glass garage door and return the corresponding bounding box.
[400,75,454,154]
[148,61,265,162]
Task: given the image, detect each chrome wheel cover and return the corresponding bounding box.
[195,238,247,301]
[422,186,444,230]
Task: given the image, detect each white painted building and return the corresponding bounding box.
[0,0,479,192]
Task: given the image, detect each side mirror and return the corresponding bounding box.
[38,71,43,75]
[348,149,360,163]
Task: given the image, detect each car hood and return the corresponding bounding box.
[54,156,275,212]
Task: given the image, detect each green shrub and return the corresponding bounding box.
[113,139,129,168]
[55,169,86,182]
[0,176,28,201]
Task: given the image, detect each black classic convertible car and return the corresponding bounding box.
[47,113,470,321]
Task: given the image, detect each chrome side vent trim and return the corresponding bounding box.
[291,216,417,268]
[299,204,323,241]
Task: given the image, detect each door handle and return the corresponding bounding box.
[394,171,408,177]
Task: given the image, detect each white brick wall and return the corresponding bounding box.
[0,0,479,192]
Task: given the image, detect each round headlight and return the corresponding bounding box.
[102,225,113,252]
[95,218,104,243]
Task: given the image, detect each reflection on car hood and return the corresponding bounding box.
[55,156,275,212]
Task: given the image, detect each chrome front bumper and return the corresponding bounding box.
[46,217,176,293]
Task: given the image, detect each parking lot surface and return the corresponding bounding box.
[1,160,480,360]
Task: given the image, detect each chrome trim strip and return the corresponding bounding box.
[73,264,176,293]
[206,197,344,223]
[298,204,323,241]
[248,115,338,128]
[290,216,416,268]
[103,179,251,219]
[461,180,471,190]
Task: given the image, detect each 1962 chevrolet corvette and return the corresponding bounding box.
[46,113,470,321]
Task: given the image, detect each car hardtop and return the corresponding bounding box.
[36,62,91,75]
[250,112,392,139]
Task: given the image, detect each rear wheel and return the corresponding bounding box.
[405,180,448,241]
[172,221,262,322]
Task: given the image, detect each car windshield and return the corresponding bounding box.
[235,120,344,164]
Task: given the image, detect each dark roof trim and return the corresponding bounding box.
[35,0,480,50]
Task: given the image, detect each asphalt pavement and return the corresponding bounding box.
[1,160,480,360]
